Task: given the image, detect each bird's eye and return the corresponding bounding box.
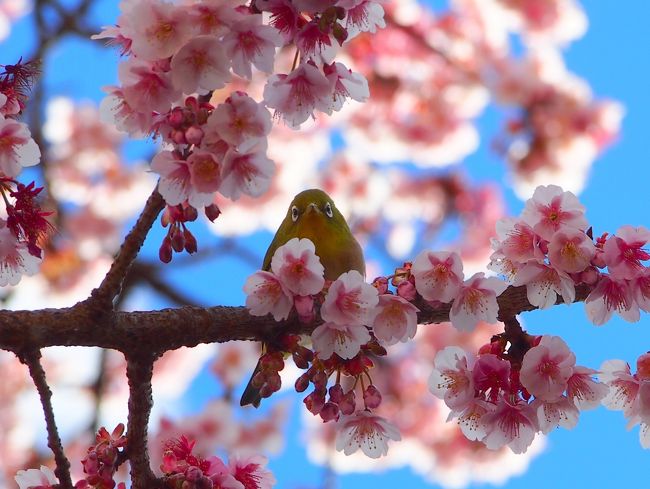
[324,202,333,218]
[291,205,299,222]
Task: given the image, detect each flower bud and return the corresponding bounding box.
[159,237,173,263]
[319,402,340,422]
[204,203,221,222]
[363,385,382,408]
[328,383,343,403]
[171,228,186,252]
[295,373,311,392]
[304,391,326,415]
[184,229,198,254]
[339,391,356,415]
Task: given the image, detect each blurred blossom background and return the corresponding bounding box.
[1,0,649,487]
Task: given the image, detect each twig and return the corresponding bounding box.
[89,187,165,308]
[18,349,73,489]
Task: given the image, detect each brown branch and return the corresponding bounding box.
[125,351,161,489]
[89,187,165,308]
[17,349,73,489]
[0,284,592,354]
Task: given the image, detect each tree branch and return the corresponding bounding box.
[89,187,165,308]
[0,284,592,354]
[18,349,73,489]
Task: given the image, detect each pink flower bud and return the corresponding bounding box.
[171,228,185,252]
[159,237,173,263]
[183,229,197,254]
[397,280,416,301]
[204,204,221,222]
[339,391,356,414]
[183,206,198,222]
[292,351,309,369]
[295,373,310,392]
[320,402,340,422]
[304,391,326,415]
[637,352,650,380]
[329,383,344,403]
[185,126,204,145]
[363,385,382,408]
[172,129,187,145]
[294,295,315,322]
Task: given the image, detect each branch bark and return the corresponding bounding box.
[0,284,592,354]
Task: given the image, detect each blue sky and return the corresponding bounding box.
[2,1,650,487]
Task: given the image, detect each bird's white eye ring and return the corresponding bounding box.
[325,202,333,218]
[291,205,299,222]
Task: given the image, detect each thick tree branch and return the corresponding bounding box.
[18,349,73,489]
[89,187,165,308]
[0,284,592,354]
[125,351,161,489]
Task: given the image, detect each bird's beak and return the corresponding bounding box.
[306,203,321,215]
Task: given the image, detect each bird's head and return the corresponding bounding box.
[283,188,349,234]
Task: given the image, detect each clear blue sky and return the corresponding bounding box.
[2,1,650,487]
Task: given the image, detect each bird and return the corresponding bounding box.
[240,188,366,407]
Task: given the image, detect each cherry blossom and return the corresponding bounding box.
[335,410,401,458]
[222,14,283,80]
[207,92,272,152]
[412,250,464,303]
[547,227,595,274]
[520,184,588,240]
[170,35,230,94]
[344,0,386,39]
[229,454,276,489]
[481,397,538,454]
[187,149,223,195]
[152,150,213,208]
[585,274,640,325]
[118,57,180,114]
[371,293,419,345]
[243,270,293,321]
[324,62,370,112]
[121,0,193,61]
[311,321,371,359]
[428,346,475,411]
[491,217,545,265]
[532,396,579,434]
[0,116,40,177]
[0,222,41,286]
[449,273,507,331]
[320,269,379,325]
[14,465,58,489]
[566,366,608,410]
[263,62,333,128]
[270,237,325,296]
[603,225,650,280]
[519,335,576,401]
[219,146,275,200]
[513,261,575,309]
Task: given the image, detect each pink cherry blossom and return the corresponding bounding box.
[412,250,464,303]
[0,116,40,177]
[188,2,240,37]
[371,294,419,345]
[520,335,576,401]
[219,146,275,200]
[0,223,41,286]
[187,150,223,195]
[344,1,386,39]
[491,217,546,265]
[599,359,639,416]
[449,273,507,331]
[257,0,303,42]
[263,62,333,128]
[295,20,336,64]
[118,58,180,113]
[566,366,608,410]
[99,87,153,137]
[14,465,58,489]
[603,225,650,280]
[206,93,272,152]
[481,396,538,454]
[320,270,379,326]
[428,346,475,411]
[513,261,575,309]
[270,237,325,296]
[243,270,293,321]
[205,456,244,489]
[222,14,283,79]
[632,267,650,312]
[324,62,370,112]
[547,228,595,274]
[229,453,276,489]
[170,35,230,94]
[121,0,193,61]
[455,399,491,442]
[472,353,510,401]
[585,274,640,325]
[311,321,370,359]
[335,410,401,458]
[152,150,214,208]
[531,396,579,434]
[521,184,588,240]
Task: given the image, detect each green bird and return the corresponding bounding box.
[240,188,366,407]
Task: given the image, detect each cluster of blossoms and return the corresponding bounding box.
[0,60,48,285]
[429,334,607,453]
[488,184,650,325]
[95,0,382,260]
[599,352,650,448]
[15,424,128,489]
[160,435,275,489]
